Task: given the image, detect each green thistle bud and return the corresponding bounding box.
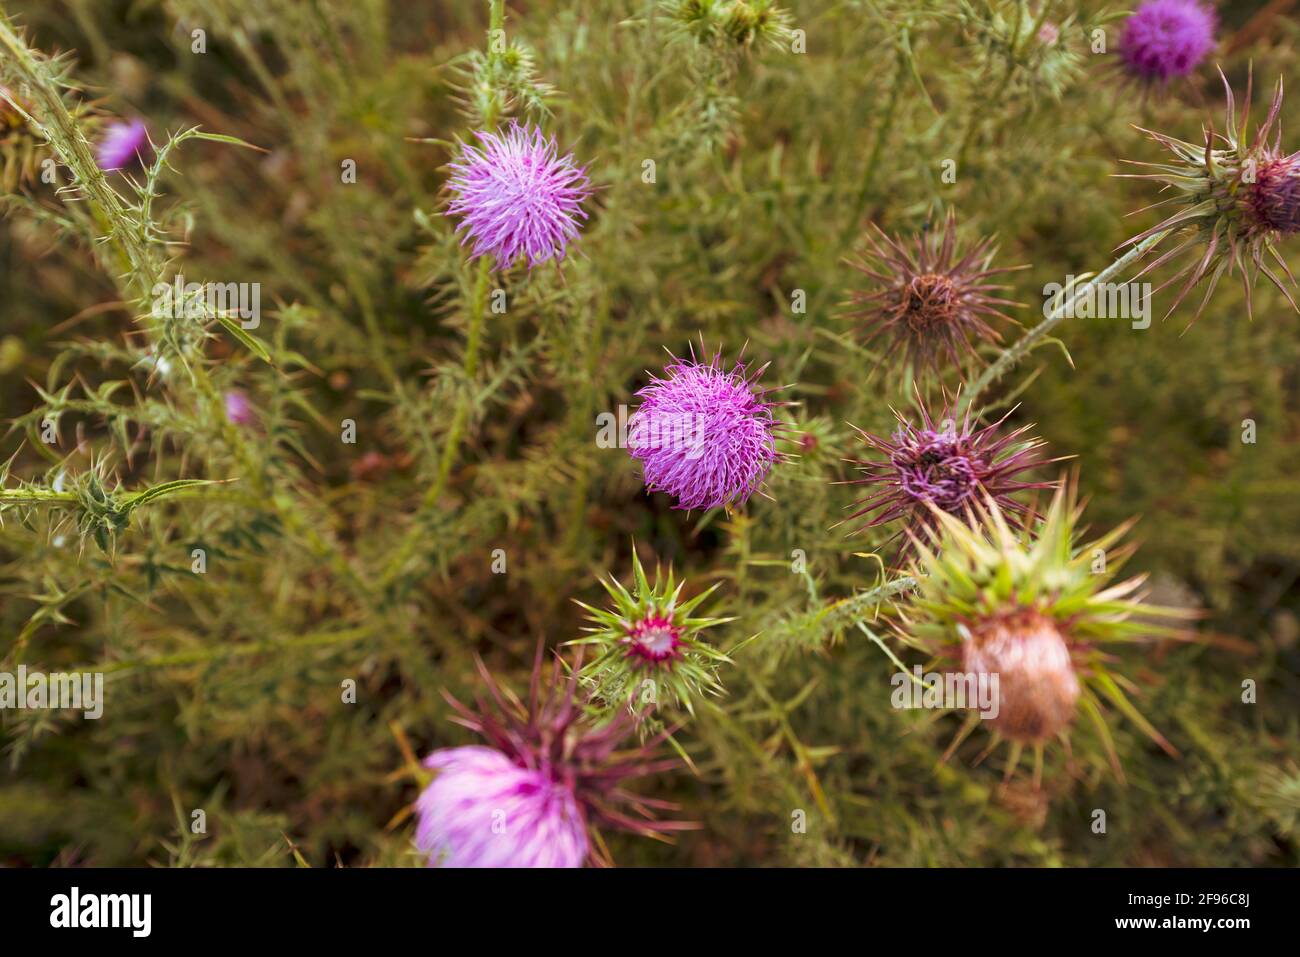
[902,483,1194,776]
[570,547,733,716]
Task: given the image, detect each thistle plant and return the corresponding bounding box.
[1117,0,1217,87]
[1,0,1296,872]
[900,484,1193,779]
[445,121,593,270]
[416,650,695,867]
[842,395,1055,558]
[847,210,1027,380]
[1122,70,1300,321]
[628,346,782,512]
[570,547,732,715]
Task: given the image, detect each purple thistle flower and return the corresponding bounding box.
[1118,0,1216,84]
[96,118,150,171]
[415,649,694,867]
[445,121,592,270]
[223,390,255,427]
[847,210,1027,378]
[628,347,781,512]
[841,396,1056,558]
[417,746,589,867]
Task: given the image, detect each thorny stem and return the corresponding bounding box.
[958,231,1169,415]
[424,256,490,512]
[379,0,503,586]
[0,15,375,605]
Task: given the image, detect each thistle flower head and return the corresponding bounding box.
[1122,71,1300,323]
[847,210,1025,378]
[902,484,1193,770]
[843,395,1054,558]
[96,118,149,171]
[416,649,693,867]
[417,746,589,867]
[628,345,781,512]
[445,121,592,271]
[1119,0,1216,84]
[571,546,732,715]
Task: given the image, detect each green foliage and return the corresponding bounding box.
[0,0,1297,868]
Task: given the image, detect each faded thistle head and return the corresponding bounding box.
[901,484,1193,776]
[628,344,782,513]
[416,649,695,867]
[842,394,1054,560]
[1122,70,1300,322]
[1118,0,1216,86]
[570,546,732,716]
[847,209,1026,380]
[445,121,592,271]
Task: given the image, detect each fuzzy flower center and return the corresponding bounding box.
[893,431,980,511]
[1248,154,1300,236]
[626,616,683,663]
[901,273,958,330]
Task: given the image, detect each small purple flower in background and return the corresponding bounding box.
[841,396,1055,558]
[223,390,255,427]
[96,118,150,171]
[628,347,781,513]
[415,650,693,867]
[1118,0,1216,84]
[445,121,592,270]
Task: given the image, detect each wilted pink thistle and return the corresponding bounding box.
[847,210,1026,378]
[223,390,255,427]
[96,118,150,171]
[842,396,1055,558]
[1118,0,1216,84]
[445,121,592,270]
[628,347,781,512]
[415,650,693,867]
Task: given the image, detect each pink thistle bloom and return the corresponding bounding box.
[96,118,150,171]
[625,615,683,664]
[1119,0,1216,84]
[417,746,589,868]
[445,121,592,270]
[628,347,781,512]
[223,390,255,427]
[415,650,694,867]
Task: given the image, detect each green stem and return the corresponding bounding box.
[838,37,906,250]
[959,231,1168,415]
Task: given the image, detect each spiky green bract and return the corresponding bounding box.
[902,484,1193,774]
[1121,69,1300,323]
[570,548,733,718]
